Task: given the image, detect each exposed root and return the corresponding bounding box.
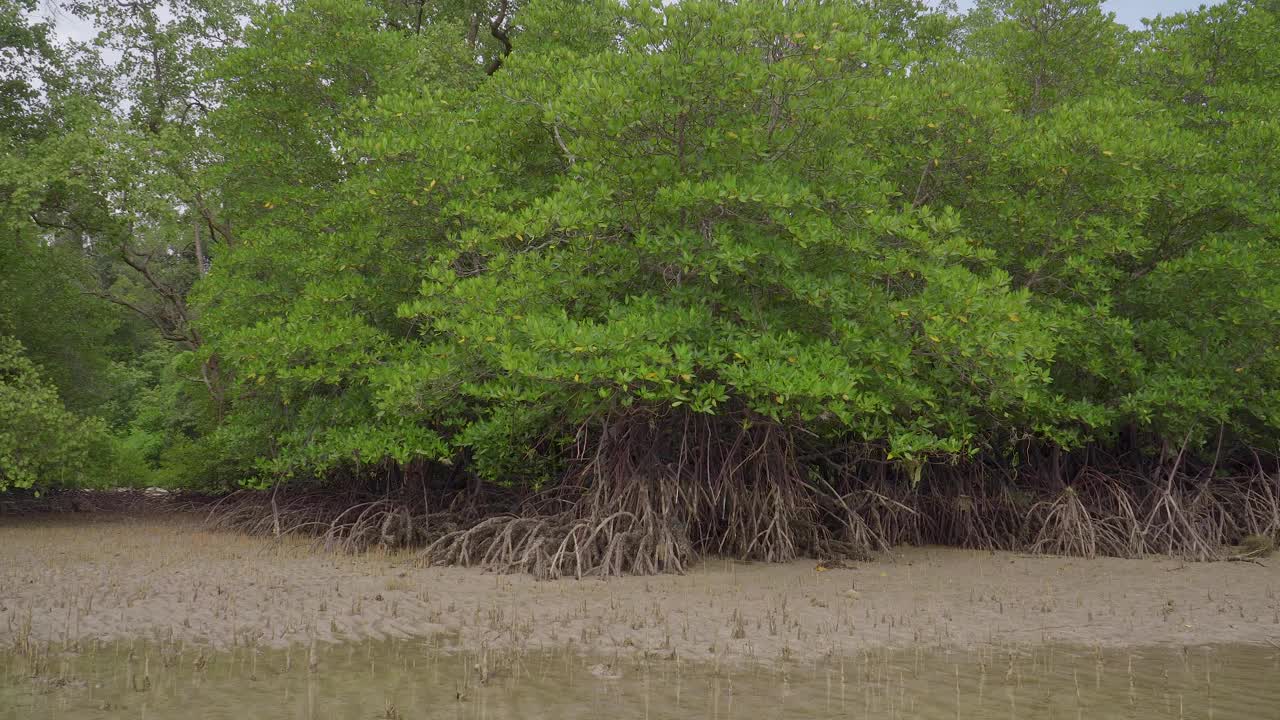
[1140,483,1223,561]
[421,413,882,578]
[197,426,1280,576]
[201,479,509,553]
[844,468,922,548]
[1231,472,1280,540]
[919,470,1024,551]
[1029,470,1140,558]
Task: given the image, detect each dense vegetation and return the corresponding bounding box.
[3,0,1278,572]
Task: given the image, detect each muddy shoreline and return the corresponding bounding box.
[2,513,1278,664]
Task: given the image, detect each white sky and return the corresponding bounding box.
[1091,0,1209,27]
[948,0,1210,27]
[44,3,95,44]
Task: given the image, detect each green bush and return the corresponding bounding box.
[12,0,1263,500]
[196,0,1278,486]
[0,337,108,491]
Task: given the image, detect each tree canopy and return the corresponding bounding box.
[3,0,1278,565]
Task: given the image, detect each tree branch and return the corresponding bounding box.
[484,0,513,76]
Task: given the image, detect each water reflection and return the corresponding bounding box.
[2,638,1277,719]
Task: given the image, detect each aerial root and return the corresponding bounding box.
[201,478,507,553]
[1030,469,1141,558]
[421,413,886,578]
[200,428,1280,574]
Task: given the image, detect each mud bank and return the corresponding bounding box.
[2,514,1278,663]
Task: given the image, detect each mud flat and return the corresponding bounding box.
[2,513,1278,663]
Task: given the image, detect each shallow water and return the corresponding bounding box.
[2,638,1277,719]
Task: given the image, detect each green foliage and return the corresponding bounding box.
[5,0,1279,492]
[193,0,488,478]
[382,0,1062,477]
[0,338,104,491]
[180,0,1280,486]
[963,0,1128,115]
[0,229,122,412]
[1,0,228,491]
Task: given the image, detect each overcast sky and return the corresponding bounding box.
[46,6,96,45]
[1101,0,1207,26]
[952,0,1210,27]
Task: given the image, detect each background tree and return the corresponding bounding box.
[4,0,1278,568]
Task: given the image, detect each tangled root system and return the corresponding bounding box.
[422,413,881,579]
[1030,469,1142,558]
[203,415,1280,576]
[202,477,510,554]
